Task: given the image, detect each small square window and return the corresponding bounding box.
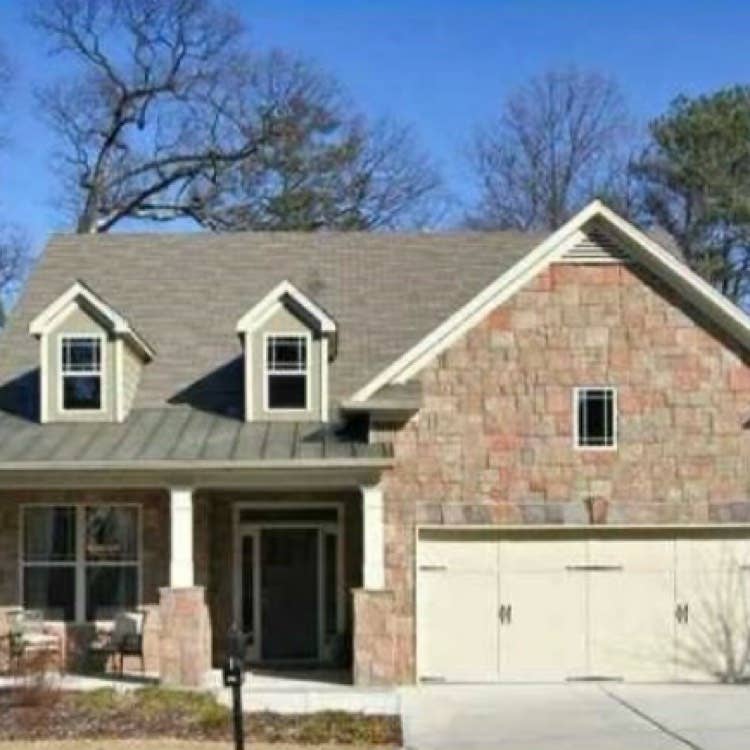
[266,335,308,410]
[575,387,616,448]
[61,336,102,411]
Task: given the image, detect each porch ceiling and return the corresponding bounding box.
[0,407,391,471]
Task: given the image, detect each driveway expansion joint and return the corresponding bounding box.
[600,685,704,750]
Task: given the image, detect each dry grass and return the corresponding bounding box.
[0,743,395,750]
[0,686,401,746]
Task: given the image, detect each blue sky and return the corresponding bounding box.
[0,0,748,253]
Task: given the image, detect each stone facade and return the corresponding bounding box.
[158,586,212,687]
[352,588,396,685]
[375,261,750,682]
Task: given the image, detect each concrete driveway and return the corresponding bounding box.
[400,683,750,750]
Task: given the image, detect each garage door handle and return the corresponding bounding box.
[419,565,447,572]
[675,603,689,624]
[565,565,624,572]
[499,604,512,624]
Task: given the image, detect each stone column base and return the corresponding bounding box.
[352,588,396,686]
[158,587,212,687]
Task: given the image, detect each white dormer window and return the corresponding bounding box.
[61,335,103,411]
[237,280,336,422]
[265,334,309,410]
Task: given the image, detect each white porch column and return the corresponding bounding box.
[361,483,385,590]
[169,486,195,588]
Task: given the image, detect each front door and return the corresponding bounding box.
[260,528,319,661]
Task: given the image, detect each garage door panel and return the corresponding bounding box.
[418,536,498,571]
[498,539,587,681]
[499,569,587,681]
[676,539,750,682]
[588,540,676,681]
[499,538,587,572]
[417,568,499,682]
[589,568,676,681]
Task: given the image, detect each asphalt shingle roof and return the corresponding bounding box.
[0,230,548,418]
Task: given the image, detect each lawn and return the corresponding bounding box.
[0,686,401,747]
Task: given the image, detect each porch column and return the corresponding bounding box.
[361,483,385,590]
[169,486,194,588]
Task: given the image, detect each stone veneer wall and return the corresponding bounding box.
[376,262,750,683]
[0,489,169,674]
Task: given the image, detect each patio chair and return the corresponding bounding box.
[5,609,64,673]
[89,609,147,675]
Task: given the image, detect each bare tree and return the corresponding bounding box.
[32,0,273,233]
[0,47,30,314]
[184,52,443,231]
[468,67,634,230]
[33,1,442,233]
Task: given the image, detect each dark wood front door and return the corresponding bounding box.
[260,528,319,660]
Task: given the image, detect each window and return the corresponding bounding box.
[575,387,616,448]
[21,505,140,622]
[61,336,102,411]
[265,335,308,410]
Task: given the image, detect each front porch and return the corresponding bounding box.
[0,476,393,688]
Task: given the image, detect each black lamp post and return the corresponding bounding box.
[223,623,246,750]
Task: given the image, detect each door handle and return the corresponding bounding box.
[498,604,513,625]
[675,603,689,624]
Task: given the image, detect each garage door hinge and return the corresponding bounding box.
[419,564,447,572]
[565,564,624,572]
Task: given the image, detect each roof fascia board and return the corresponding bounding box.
[236,280,336,334]
[350,199,750,402]
[349,207,599,402]
[591,204,750,348]
[0,457,393,472]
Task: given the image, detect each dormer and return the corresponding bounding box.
[29,281,154,423]
[236,281,337,422]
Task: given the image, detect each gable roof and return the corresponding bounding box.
[349,200,750,401]
[0,205,743,422]
[28,279,155,360]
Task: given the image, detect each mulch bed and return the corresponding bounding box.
[0,686,401,745]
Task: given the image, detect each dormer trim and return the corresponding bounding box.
[236,280,337,338]
[29,280,155,361]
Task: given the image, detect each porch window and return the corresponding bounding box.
[61,335,102,411]
[265,334,308,410]
[21,505,140,622]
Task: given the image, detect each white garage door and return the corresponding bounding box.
[417,529,750,683]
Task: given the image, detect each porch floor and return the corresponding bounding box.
[207,669,400,715]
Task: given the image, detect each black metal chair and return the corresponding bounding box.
[89,609,147,675]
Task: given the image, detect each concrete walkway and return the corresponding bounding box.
[400,683,750,750]
[208,669,400,715]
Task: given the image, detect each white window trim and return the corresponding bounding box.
[262,331,312,414]
[573,386,618,451]
[58,332,107,415]
[18,503,143,624]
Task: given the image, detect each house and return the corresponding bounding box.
[0,200,748,687]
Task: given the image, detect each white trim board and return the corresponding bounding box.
[236,280,337,334]
[29,280,155,361]
[349,200,750,403]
